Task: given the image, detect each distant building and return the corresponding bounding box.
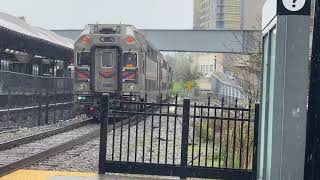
[193,0,263,30]
[193,0,263,98]
[192,53,224,76]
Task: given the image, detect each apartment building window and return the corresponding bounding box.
[210,65,214,72]
[216,21,224,29]
[200,65,204,73]
[214,59,217,71]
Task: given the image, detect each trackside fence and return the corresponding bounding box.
[98,94,259,180]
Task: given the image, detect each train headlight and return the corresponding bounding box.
[128,83,136,92]
[77,96,86,100]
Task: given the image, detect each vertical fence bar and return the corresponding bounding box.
[127,106,131,162]
[165,103,170,164]
[61,96,64,121]
[98,94,109,174]
[246,100,252,169]
[205,97,210,167]
[252,103,260,180]
[172,95,178,164]
[7,90,11,123]
[150,102,155,163]
[180,98,190,179]
[53,91,56,123]
[134,102,139,162]
[212,105,217,167]
[38,93,41,126]
[119,108,123,161]
[142,94,147,163]
[157,99,162,164]
[112,111,116,161]
[191,102,197,166]
[45,92,49,125]
[225,105,231,168]
[239,109,245,169]
[232,99,238,168]
[218,98,224,168]
[198,106,203,166]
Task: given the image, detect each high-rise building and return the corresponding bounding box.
[193,0,263,30]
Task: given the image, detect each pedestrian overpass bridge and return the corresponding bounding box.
[53,29,260,54]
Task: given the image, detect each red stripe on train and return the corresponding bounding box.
[122,71,136,80]
[78,71,90,80]
[99,71,114,79]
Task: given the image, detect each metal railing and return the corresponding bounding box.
[0,70,73,95]
[98,95,259,180]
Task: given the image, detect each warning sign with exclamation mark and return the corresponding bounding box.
[277,0,310,15]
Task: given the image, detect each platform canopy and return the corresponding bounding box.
[0,12,74,60]
[53,28,260,54]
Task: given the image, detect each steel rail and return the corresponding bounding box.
[0,118,95,150]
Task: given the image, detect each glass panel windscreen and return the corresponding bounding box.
[77,52,91,66]
[101,52,113,67]
[123,52,137,67]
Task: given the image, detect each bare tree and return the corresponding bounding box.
[164,52,200,81]
[224,22,262,101]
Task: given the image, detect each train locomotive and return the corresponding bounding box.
[74,24,173,115]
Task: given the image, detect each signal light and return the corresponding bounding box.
[127,36,134,43]
[82,36,89,44]
[127,64,133,67]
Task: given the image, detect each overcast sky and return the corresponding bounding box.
[0,0,193,30]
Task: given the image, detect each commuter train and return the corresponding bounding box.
[74,24,173,114]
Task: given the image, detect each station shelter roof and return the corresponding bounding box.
[0,12,74,60]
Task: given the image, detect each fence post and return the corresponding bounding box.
[45,91,49,124]
[252,103,260,180]
[38,93,41,126]
[180,98,190,179]
[98,93,109,174]
[7,90,11,124]
[53,91,56,123]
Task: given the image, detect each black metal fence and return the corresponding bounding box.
[0,70,73,95]
[98,95,259,180]
[0,92,75,129]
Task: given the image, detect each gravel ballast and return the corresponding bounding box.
[0,123,99,166]
[29,105,187,172]
[0,115,89,143]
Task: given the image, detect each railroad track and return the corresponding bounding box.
[0,118,95,151]
[0,105,158,177]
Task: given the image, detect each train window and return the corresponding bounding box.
[101,52,113,68]
[77,52,91,66]
[123,52,137,67]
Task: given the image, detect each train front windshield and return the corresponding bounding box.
[123,52,137,67]
[77,52,91,66]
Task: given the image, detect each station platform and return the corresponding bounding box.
[1,170,179,180]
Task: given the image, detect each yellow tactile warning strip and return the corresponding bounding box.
[1,169,95,180]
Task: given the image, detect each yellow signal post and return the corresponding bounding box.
[186,81,192,92]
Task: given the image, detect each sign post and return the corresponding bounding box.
[304,1,320,179]
[259,0,311,180]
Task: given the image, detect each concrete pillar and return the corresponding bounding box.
[259,0,311,180]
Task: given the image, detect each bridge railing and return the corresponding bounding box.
[211,74,247,102]
[0,70,73,95]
